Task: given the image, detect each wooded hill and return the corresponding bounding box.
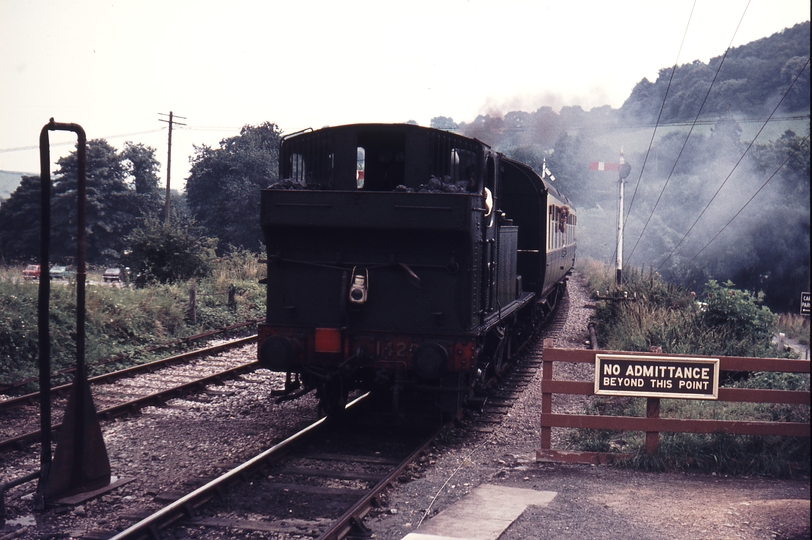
[621,22,810,122]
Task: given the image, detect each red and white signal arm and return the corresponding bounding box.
[589,161,622,171]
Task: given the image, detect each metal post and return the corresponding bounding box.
[36,119,110,506]
[35,123,54,511]
[615,156,632,289]
[615,172,624,287]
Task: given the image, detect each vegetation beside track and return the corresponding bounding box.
[571,259,810,478]
[0,249,265,390]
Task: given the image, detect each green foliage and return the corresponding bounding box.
[186,122,282,253]
[699,279,777,352]
[0,174,42,262]
[0,281,41,383]
[582,261,787,359]
[567,262,810,477]
[0,139,164,265]
[621,22,810,123]
[429,116,458,130]
[446,23,810,312]
[124,216,216,285]
[121,141,164,219]
[566,373,810,477]
[51,139,162,262]
[0,251,266,388]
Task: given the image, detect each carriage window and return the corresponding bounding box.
[357,147,365,189]
[548,206,555,250]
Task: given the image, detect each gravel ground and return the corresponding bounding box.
[365,273,811,540]
[1,354,323,539]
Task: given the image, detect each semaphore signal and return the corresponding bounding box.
[590,151,631,287]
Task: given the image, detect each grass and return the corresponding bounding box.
[564,259,810,478]
[0,253,266,391]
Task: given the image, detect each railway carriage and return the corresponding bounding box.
[257,123,576,414]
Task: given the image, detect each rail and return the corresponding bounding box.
[536,339,810,464]
[0,319,260,396]
[107,393,371,540]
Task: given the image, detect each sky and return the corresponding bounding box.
[1,0,809,188]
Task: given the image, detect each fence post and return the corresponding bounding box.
[645,398,660,454]
[540,338,555,451]
[228,284,237,312]
[188,281,197,324]
[645,345,664,454]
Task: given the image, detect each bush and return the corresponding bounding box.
[124,216,217,285]
[567,260,809,477]
[583,262,788,359]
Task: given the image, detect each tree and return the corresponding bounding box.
[46,139,163,263]
[185,122,282,253]
[620,22,810,123]
[123,215,216,285]
[0,175,42,262]
[699,279,777,356]
[122,142,164,219]
[430,116,458,130]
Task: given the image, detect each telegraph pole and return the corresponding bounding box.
[158,111,186,223]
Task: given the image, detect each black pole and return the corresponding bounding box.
[36,119,109,506]
[35,122,53,511]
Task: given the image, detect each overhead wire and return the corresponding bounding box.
[654,57,810,272]
[625,0,752,265]
[0,128,166,154]
[606,0,696,278]
[623,0,697,232]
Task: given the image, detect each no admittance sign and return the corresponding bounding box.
[595,354,720,400]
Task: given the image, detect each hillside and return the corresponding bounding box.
[448,21,810,314]
[620,21,810,123]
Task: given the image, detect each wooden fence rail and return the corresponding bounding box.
[537,339,810,464]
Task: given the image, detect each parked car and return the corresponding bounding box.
[49,266,75,280]
[22,264,41,280]
[103,267,129,283]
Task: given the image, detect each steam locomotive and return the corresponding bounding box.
[258,123,576,415]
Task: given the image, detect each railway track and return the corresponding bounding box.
[104,289,572,540]
[0,320,261,397]
[0,336,258,453]
[107,393,441,540]
[1,286,572,539]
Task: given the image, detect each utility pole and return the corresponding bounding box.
[158,111,186,223]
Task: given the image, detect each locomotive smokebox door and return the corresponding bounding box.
[349,267,369,306]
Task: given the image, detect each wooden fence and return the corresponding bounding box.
[537,339,810,464]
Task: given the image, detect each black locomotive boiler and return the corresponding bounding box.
[258,123,576,415]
